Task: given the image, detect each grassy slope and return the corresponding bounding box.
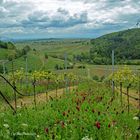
[0,48,15,60]
[1,51,65,72]
[15,39,90,58]
[0,81,138,139]
[0,39,89,71]
[0,38,140,78]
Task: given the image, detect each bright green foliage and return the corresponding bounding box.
[8,68,24,83]
[0,82,139,140]
[90,28,140,64]
[107,66,139,87]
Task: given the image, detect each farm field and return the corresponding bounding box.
[0,1,140,139]
[0,32,140,140]
[1,39,140,79]
[0,57,140,139]
[0,81,139,140]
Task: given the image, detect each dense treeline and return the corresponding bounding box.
[0,41,15,49]
[0,40,31,61]
[7,45,31,61]
[90,28,140,64]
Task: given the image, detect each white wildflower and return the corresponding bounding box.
[82,136,93,140]
[3,124,9,128]
[21,123,28,127]
[17,106,21,109]
[133,116,139,120]
[1,113,5,117]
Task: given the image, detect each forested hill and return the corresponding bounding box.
[0,41,15,49]
[0,40,30,61]
[90,28,140,64]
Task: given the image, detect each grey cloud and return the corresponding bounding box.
[57,8,69,15]
[21,11,88,29]
[0,6,8,17]
[0,0,140,38]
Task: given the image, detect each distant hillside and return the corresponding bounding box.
[90,28,140,64]
[0,40,31,61]
[0,41,16,50]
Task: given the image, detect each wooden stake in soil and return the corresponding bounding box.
[64,53,68,94]
[120,82,123,106]
[127,84,131,114]
[33,76,37,109]
[46,91,48,102]
[46,79,50,102]
[73,81,75,91]
[69,80,71,93]
[138,73,140,127]
[25,55,28,95]
[63,81,65,94]
[56,84,58,97]
[12,60,17,111]
[112,50,115,96]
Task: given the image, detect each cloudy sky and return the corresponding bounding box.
[0,0,140,39]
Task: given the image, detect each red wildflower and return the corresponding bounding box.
[82,96,86,102]
[95,121,101,129]
[45,128,49,134]
[63,112,66,116]
[61,121,65,128]
[112,120,117,126]
[76,106,80,111]
[108,124,111,128]
[92,109,95,113]
[85,109,88,112]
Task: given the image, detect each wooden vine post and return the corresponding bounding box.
[64,73,68,94]
[45,80,48,102]
[112,50,115,97]
[64,53,68,94]
[73,80,75,91]
[127,84,131,114]
[138,73,140,127]
[69,79,71,93]
[120,82,123,106]
[56,81,58,97]
[63,80,65,94]
[46,88,48,103]
[76,78,79,91]
[33,76,37,109]
[12,60,17,111]
[46,77,50,102]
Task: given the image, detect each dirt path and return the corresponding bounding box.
[11,86,77,108]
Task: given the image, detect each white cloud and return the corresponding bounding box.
[0,0,139,38]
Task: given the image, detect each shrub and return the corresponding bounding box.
[93,75,99,81]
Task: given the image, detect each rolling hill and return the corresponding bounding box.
[0,28,140,74]
[90,28,140,64]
